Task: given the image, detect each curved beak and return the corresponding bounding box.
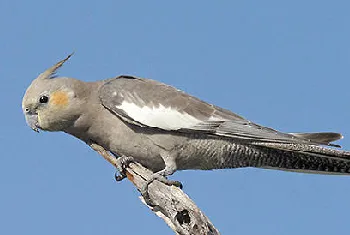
[25,113,39,132]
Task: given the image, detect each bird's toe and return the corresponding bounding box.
[114,155,135,182]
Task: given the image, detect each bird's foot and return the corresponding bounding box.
[114,155,134,182]
[141,173,183,206]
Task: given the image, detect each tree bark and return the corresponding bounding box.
[90,143,220,235]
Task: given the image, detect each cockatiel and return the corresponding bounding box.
[22,54,350,196]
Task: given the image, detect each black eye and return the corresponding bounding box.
[39,96,49,103]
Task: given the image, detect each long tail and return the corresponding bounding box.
[235,142,350,175]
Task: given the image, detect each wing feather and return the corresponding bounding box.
[99,75,342,147]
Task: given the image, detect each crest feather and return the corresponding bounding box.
[37,53,74,80]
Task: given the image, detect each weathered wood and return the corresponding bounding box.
[90,143,220,235]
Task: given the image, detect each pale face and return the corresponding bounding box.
[22,78,78,132]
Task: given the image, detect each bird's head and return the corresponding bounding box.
[22,54,86,132]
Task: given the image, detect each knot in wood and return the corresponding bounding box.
[176,209,191,225]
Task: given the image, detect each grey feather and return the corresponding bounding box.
[22,56,350,178]
[289,132,343,146]
[37,53,73,80]
[99,76,342,147]
[99,75,244,122]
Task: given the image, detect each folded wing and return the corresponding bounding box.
[99,76,342,147]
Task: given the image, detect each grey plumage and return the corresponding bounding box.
[22,55,350,180]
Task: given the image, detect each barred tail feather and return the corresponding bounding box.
[237,143,350,175]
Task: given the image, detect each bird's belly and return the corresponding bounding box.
[110,143,166,172]
[106,132,167,172]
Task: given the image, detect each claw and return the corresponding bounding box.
[114,155,134,182]
[114,172,126,181]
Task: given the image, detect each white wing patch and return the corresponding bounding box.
[116,101,202,130]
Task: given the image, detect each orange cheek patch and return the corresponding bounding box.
[50,91,69,107]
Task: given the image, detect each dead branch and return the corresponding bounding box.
[90,143,220,235]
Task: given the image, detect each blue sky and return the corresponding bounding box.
[1,1,350,234]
